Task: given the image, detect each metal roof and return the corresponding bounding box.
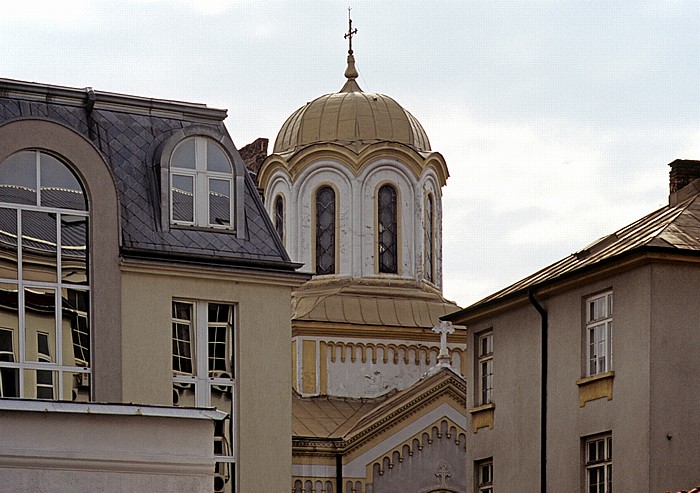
[0,80,296,270]
[445,190,700,318]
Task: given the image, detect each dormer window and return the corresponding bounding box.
[170,136,233,228]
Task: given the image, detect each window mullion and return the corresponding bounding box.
[196,302,210,407]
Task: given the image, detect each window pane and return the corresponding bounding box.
[171,139,196,169]
[209,178,231,226]
[378,185,398,274]
[315,186,336,275]
[275,196,284,243]
[172,302,194,375]
[208,304,232,376]
[425,194,434,282]
[61,215,88,285]
[0,366,19,397]
[207,140,231,173]
[40,153,86,211]
[0,207,18,280]
[24,287,56,363]
[63,288,90,367]
[172,174,195,223]
[63,371,90,402]
[0,151,37,206]
[24,368,56,399]
[214,461,235,493]
[22,210,58,283]
[0,285,18,362]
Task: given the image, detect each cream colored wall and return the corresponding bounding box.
[463,266,655,491]
[120,261,298,493]
[648,262,700,491]
[0,408,215,492]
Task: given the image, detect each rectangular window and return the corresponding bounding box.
[172,300,235,493]
[586,292,613,376]
[585,434,612,493]
[478,331,493,405]
[476,458,493,493]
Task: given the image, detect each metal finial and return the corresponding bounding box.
[341,7,362,92]
[344,7,357,54]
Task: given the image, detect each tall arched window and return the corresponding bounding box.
[0,150,91,401]
[274,195,284,244]
[315,186,336,275]
[378,184,398,274]
[170,136,233,228]
[425,193,435,283]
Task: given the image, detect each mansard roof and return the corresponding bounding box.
[0,78,298,271]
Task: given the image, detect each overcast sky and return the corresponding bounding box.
[3,1,700,307]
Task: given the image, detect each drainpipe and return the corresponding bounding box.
[528,290,547,493]
[336,452,343,493]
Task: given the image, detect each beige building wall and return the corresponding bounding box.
[120,260,300,492]
[0,402,222,493]
[648,262,700,491]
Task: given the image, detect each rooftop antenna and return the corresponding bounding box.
[341,7,362,92]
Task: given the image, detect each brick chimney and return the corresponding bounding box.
[669,159,700,206]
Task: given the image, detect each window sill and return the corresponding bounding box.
[576,371,614,407]
[468,403,494,433]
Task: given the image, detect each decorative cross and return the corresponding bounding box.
[432,320,455,368]
[344,7,358,54]
[435,462,453,488]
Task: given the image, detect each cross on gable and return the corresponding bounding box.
[432,320,455,368]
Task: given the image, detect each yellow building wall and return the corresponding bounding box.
[120,261,299,493]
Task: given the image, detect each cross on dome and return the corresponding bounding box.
[341,8,362,92]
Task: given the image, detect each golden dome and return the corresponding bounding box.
[273,53,431,155]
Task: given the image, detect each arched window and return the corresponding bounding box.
[0,150,90,401]
[274,195,284,244]
[425,193,435,283]
[315,186,336,275]
[170,136,233,228]
[377,184,398,274]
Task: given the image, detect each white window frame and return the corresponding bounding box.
[171,300,236,493]
[0,150,91,401]
[169,136,234,229]
[478,331,494,405]
[586,291,613,377]
[477,458,493,493]
[585,433,612,493]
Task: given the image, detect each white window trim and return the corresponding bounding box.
[477,458,493,493]
[169,137,234,229]
[171,300,237,493]
[478,331,494,406]
[585,433,612,492]
[585,291,613,377]
[0,150,91,401]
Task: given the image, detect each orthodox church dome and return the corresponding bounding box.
[272,52,431,155]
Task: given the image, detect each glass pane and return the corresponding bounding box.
[172,174,194,222]
[171,139,196,169]
[0,284,18,364]
[63,288,90,367]
[172,302,193,375]
[63,371,89,402]
[61,215,88,285]
[24,287,56,362]
[0,366,19,397]
[275,196,284,242]
[425,195,433,282]
[21,210,58,283]
[209,178,231,226]
[0,207,18,280]
[378,185,398,273]
[0,151,37,206]
[207,140,231,173]
[40,153,86,211]
[315,186,335,275]
[25,368,56,400]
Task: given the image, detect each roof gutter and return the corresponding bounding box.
[528,289,547,493]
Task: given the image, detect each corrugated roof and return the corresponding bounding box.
[447,192,700,316]
[292,279,461,328]
[292,392,387,438]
